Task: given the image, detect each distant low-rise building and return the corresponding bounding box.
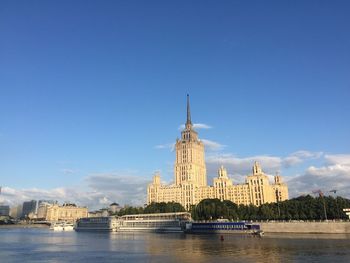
[45,203,88,222]
[88,208,110,218]
[88,203,122,218]
[87,211,102,218]
[0,205,10,216]
[10,205,22,219]
[37,201,57,220]
[22,200,37,218]
[38,200,56,206]
[109,203,121,214]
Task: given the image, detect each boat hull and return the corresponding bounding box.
[185,222,261,235]
[75,228,113,232]
[118,227,183,233]
[50,222,74,231]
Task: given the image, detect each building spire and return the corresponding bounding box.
[186,94,192,126]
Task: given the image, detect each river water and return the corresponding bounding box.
[1,228,350,263]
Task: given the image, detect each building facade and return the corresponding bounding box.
[0,205,10,216]
[37,200,57,220]
[21,200,37,218]
[109,202,121,214]
[147,96,289,210]
[45,203,88,222]
[344,208,350,219]
[10,205,22,219]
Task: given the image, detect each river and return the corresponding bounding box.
[0,228,350,262]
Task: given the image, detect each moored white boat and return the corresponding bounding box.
[50,222,74,231]
[75,217,116,232]
[75,212,191,232]
[185,221,262,235]
[119,212,191,232]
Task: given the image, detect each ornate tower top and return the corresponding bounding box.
[185,94,192,130]
[174,95,206,188]
[218,165,228,178]
[253,161,263,175]
[181,95,198,141]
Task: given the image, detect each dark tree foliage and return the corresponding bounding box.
[144,202,186,214]
[191,199,239,221]
[191,196,350,221]
[117,202,186,216]
[117,206,144,216]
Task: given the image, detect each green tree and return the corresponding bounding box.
[190,195,350,221]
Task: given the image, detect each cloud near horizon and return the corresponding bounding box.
[206,150,324,175]
[205,151,350,199]
[287,154,350,198]
[1,172,151,210]
[61,168,75,175]
[154,143,175,151]
[178,123,212,130]
[155,139,225,152]
[201,139,226,151]
[282,150,323,167]
[2,152,350,210]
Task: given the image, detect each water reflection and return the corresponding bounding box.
[0,229,350,263]
[108,232,350,263]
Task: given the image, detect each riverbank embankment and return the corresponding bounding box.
[0,224,49,229]
[256,221,350,234]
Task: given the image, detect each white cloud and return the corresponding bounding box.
[324,154,350,165]
[201,139,226,151]
[205,150,329,194]
[292,150,323,159]
[155,139,225,152]
[282,156,302,167]
[2,150,349,210]
[178,123,212,130]
[282,150,323,167]
[0,172,151,210]
[85,172,150,208]
[206,153,282,175]
[62,169,75,175]
[0,186,94,207]
[195,147,323,172]
[306,164,350,177]
[154,143,175,151]
[287,155,350,198]
[205,153,282,186]
[206,150,350,198]
[193,123,212,129]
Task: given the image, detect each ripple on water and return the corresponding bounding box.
[1,229,350,263]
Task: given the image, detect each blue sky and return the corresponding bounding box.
[0,1,349,208]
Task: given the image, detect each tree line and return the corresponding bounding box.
[116,201,185,216]
[116,195,350,221]
[192,195,350,221]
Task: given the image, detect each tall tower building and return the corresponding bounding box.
[174,95,207,186]
[147,95,289,210]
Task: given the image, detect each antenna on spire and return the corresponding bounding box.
[186,94,192,125]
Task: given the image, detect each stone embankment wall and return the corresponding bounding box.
[256,221,350,233]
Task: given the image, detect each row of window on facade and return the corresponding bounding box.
[251,179,264,185]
